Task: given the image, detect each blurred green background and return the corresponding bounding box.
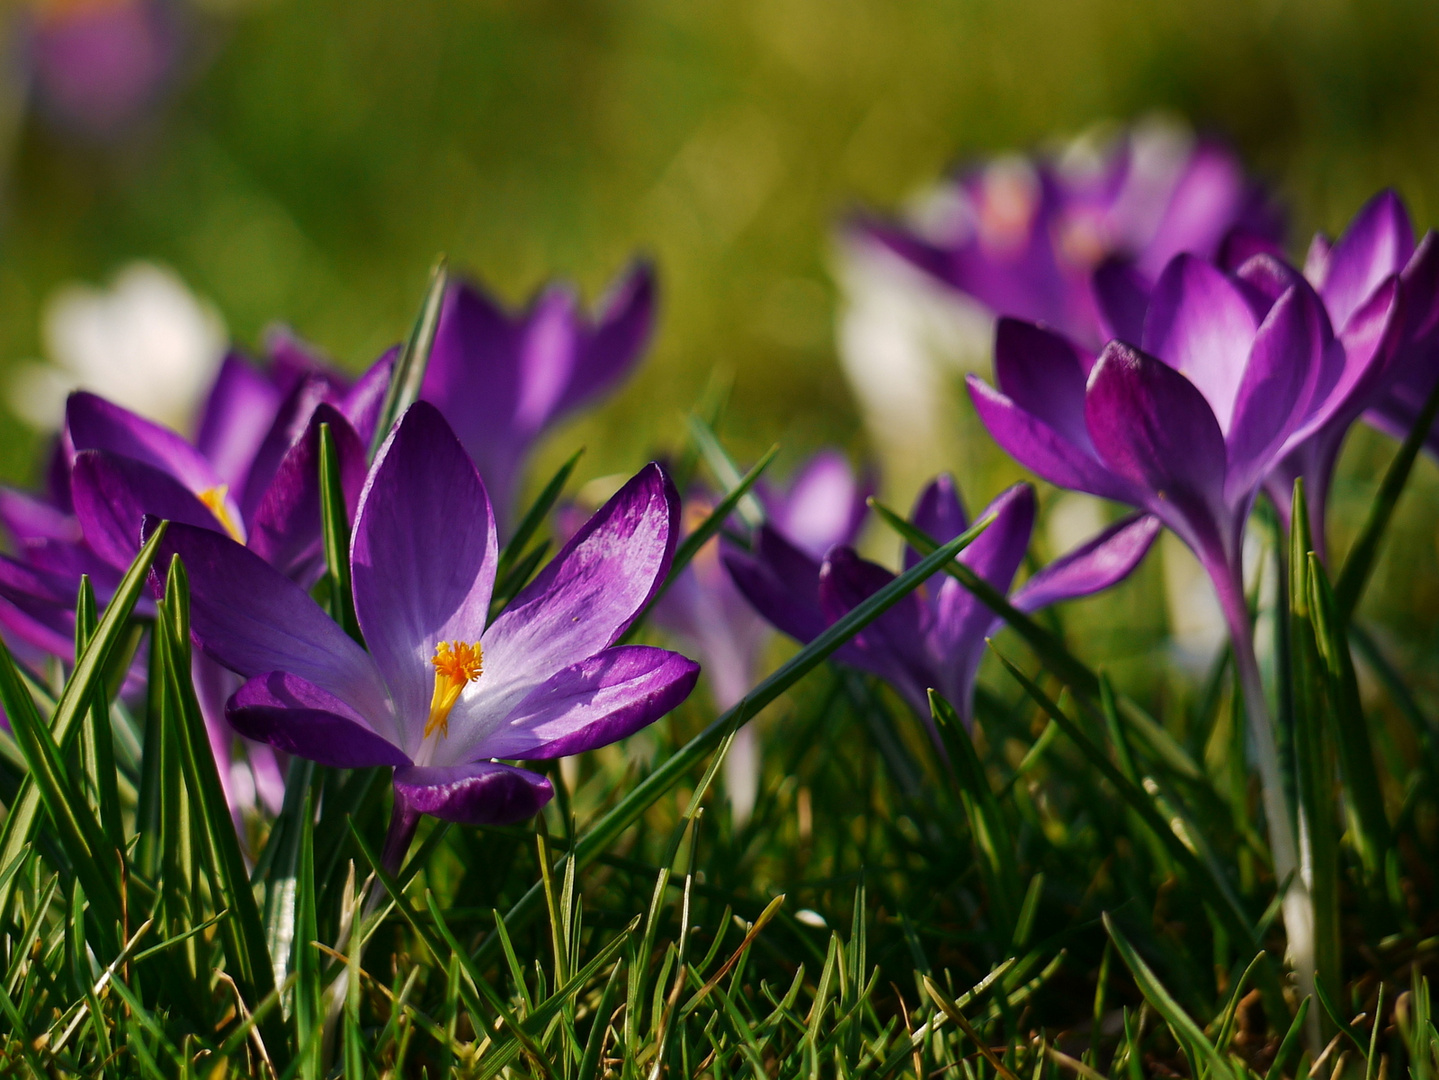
[4,0,1439,675]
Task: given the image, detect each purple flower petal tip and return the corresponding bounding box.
[393,762,553,826]
[227,672,410,769]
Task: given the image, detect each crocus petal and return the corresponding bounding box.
[248,405,368,585]
[1141,255,1258,428]
[66,392,224,495]
[1092,258,1150,343]
[1085,342,1230,555]
[967,376,1139,504]
[480,463,677,717]
[722,527,829,645]
[818,547,932,716]
[904,473,968,571]
[392,761,553,826]
[993,319,1097,451]
[927,484,1034,674]
[1224,285,1325,501]
[151,522,397,741]
[238,373,337,527]
[352,402,498,753]
[72,451,235,568]
[1317,189,1414,331]
[1011,514,1161,612]
[0,488,80,544]
[456,645,699,762]
[767,449,868,560]
[341,347,398,447]
[227,671,410,768]
[194,353,284,491]
[557,260,656,417]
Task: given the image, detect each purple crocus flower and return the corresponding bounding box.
[965,252,1379,980]
[1294,192,1439,544]
[23,0,178,139]
[153,403,699,864]
[653,450,870,824]
[1090,192,1437,558]
[850,124,1282,349]
[420,262,655,535]
[727,476,1158,740]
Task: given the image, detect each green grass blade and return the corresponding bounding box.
[578,959,624,1080]
[369,256,449,459]
[994,647,1257,949]
[318,422,362,644]
[687,413,765,527]
[294,788,321,1080]
[1334,363,1439,620]
[74,576,123,850]
[158,556,283,1056]
[476,512,994,966]
[1104,913,1236,1080]
[1307,553,1392,879]
[1264,996,1311,1080]
[930,690,1022,937]
[0,522,168,926]
[498,446,585,578]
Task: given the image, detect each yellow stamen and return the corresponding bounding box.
[426,640,483,739]
[198,485,244,542]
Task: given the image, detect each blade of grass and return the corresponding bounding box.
[0,522,168,926]
[318,422,361,644]
[369,257,448,459]
[74,576,123,849]
[1334,360,1439,620]
[687,414,765,528]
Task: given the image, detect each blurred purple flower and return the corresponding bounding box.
[154,403,698,866]
[727,476,1157,743]
[851,124,1282,349]
[24,0,179,138]
[653,450,870,823]
[420,262,655,535]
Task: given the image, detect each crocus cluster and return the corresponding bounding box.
[0,263,672,844]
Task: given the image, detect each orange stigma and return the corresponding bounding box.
[426,640,483,739]
[198,485,244,542]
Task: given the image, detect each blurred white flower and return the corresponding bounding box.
[10,262,227,432]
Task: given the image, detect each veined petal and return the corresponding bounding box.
[1317,189,1414,331]
[1141,255,1259,429]
[1085,342,1230,552]
[66,392,224,495]
[480,463,677,721]
[238,373,337,527]
[73,451,237,568]
[1011,513,1160,612]
[392,762,553,826]
[967,376,1139,504]
[454,645,699,762]
[152,522,397,742]
[1092,258,1150,344]
[248,405,367,586]
[513,286,582,432]
[994,319,1096,451]
[341,347,398,448]
[194,353,283,492]
[227,671,410,768]
[351,402,497,754]
[1225,285,1325,501]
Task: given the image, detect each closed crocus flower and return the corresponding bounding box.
[653,450,871,825]
[727,476,1157,744]
[420,262,655,536]
[966,251,1381,985]
[154,403,699,866]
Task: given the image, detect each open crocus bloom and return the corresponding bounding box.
[728,477,1158,738]
[153,403,699,838]
[420,262,655,534]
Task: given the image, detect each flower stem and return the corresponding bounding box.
[1212,563,1317,1012]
